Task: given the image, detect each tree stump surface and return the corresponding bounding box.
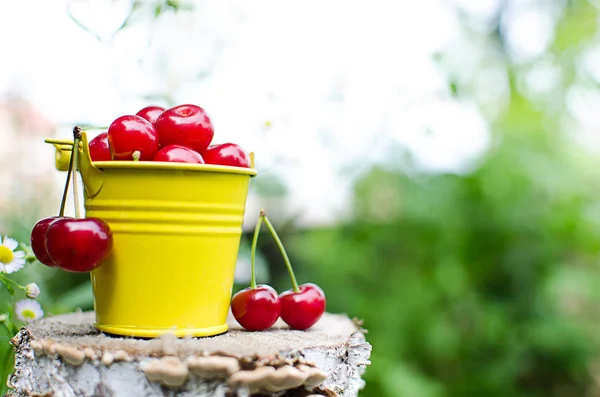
[7,311,371,397]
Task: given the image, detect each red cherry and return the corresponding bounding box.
[46,218,113,273]
[136,106,165,124]
[202,143,251,168]
[107,115,159,161]
[31,216,63,267]
[279,283,326,330]
[155,104,214,153]
[153,144,205,164]
[231,285,281,331]
[88,132,111,162]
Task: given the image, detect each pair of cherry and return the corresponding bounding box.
[231,211,326,331]
[31,127,113,273]
[88,104,251,168]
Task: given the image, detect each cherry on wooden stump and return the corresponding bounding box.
[231,212,281,331]
[261,211,327,330]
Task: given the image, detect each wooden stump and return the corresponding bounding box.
[7,311,371,397]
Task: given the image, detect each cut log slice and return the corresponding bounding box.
[7,312,371,397]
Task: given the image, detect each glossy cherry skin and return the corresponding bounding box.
[231,285,281,331]
[202,143,251,168]
[46,218,113,273]
[136,106,165,124]
[31,216,63,267]
[107,115,159,161]
[88,132,111,161]
[153,144,205,164]
[155,104,214,153]
[279,283,326,330]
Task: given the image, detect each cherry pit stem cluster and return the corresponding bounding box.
[231,209,326,331]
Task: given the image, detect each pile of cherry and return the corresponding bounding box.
[231,210,326,331]
[88,104,251,167]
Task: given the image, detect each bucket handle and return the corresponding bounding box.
[45,132,104,198]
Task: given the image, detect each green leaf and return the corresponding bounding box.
[0,277,14,296]
[0,325,15,396]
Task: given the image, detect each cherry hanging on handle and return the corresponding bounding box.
[31,129,79,267]
[42,127,114,273]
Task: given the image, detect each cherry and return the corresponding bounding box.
[35,127,113,273]
[31,128,78,268]
[202,143,251,168]
[279,283,326,330]
[30,216,62,267]
[153,144,205,164]
[136,106,165,124]
[155,104,214,153]
[88,132,111,162]
[46,217,113,273]
[231,212,281,331]
[231,285,281,331]
[107,115,159,161]
[260,211,327,330]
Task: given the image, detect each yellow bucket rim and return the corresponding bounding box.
[93,161,257,176]
[45,137,257,176]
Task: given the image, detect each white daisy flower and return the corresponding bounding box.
[25,283,41,299]
[15,299,44,323]
[0,235,26,274]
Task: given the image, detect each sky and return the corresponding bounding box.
[0,0,523,227]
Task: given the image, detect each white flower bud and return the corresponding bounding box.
[25,283,41,299]
[0,313,8,323]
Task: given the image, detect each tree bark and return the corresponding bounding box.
[6,311,371,397]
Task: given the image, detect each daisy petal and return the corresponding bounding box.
[4,262,23,274]
[13,251,25,258]
[13,258,25,266]
[3,237,18,251]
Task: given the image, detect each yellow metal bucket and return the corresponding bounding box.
[45,132,256,338]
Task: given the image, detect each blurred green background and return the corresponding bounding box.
[4,0,600,396]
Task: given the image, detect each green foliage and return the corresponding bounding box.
[0,325,15,396]
[283,128,600,395]
[265,3,600,394]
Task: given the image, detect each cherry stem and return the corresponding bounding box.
[58,142,76,217]
[132,151,141,161]
[249,213,264,289]
[72,127,82,219]
[261,211,300,293]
